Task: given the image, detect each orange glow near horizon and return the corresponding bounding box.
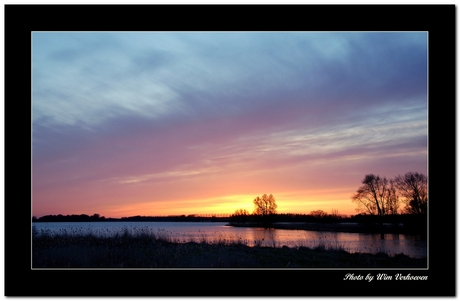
[33,190,359,219]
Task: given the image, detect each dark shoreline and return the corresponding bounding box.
[228,222,427,236]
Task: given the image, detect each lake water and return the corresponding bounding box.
[32,221,427,258]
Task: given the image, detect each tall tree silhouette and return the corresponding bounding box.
[351,174,397,216]
[394,172,427,215]
[253,194,277,227]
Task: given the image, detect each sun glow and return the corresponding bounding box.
[95,190,357,219]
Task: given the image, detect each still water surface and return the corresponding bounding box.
[32,221,427,258]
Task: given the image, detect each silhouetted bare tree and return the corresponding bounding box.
[394,172,427,215]
[330,209,340,218]
[352,174,397,216]
[253,194,277,227]
[253,194,277,215]
[385,179,400,215]
[310,210,327,218]
[231,209,250,224]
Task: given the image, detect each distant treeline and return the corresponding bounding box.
[33,212,426,227]
[33,214,111,223]
[229,212,426,225]
[32,214,232,223]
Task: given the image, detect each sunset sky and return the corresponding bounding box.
[32,31,428,218]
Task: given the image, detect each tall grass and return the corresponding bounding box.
[32,228,427,268]
[33,226,388,255]
[32,229,426,268]
[36,228,426,268]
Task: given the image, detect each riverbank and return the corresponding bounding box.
[32,231,427,268]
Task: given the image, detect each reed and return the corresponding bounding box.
[32,229,426,268]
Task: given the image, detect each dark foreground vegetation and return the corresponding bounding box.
[32,230,427,269]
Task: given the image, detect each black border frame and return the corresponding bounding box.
[5,4,455,296]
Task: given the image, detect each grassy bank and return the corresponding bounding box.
[32,230,427,268]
